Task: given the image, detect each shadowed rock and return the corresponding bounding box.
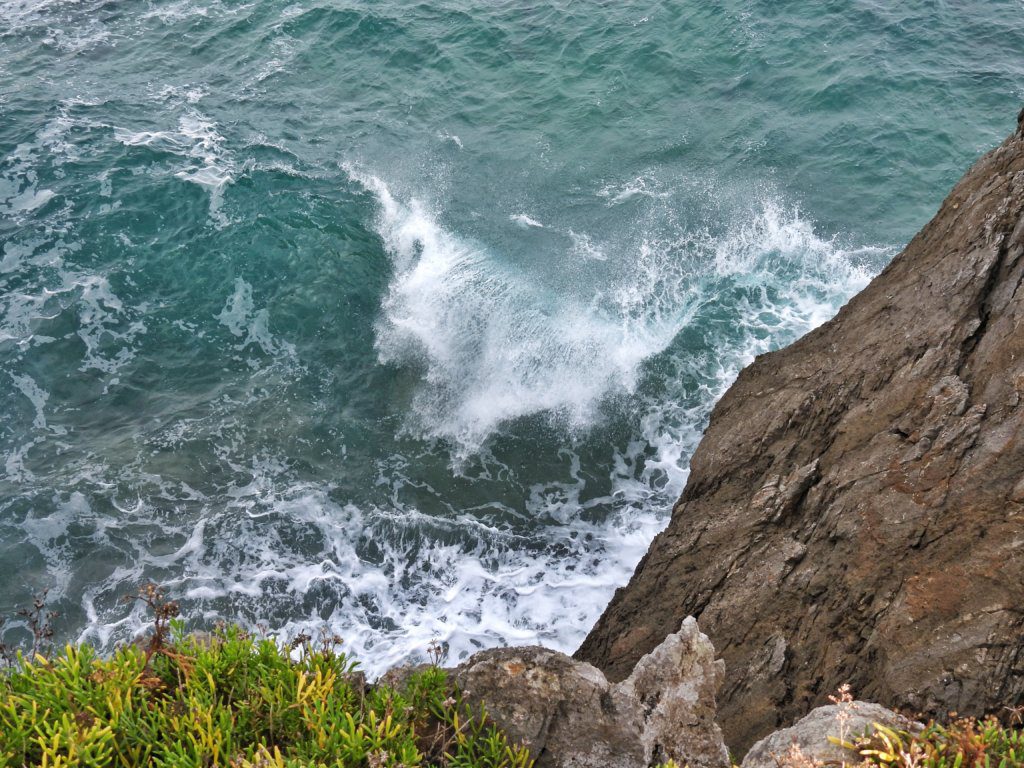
[576,109,1024,752]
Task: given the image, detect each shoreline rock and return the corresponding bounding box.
[450,617,729,768]
[576,109,1024,752]
[740,701,921,768]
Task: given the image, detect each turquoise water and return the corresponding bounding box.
[1,0,1021,670]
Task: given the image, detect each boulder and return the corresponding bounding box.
[741,701,920,768]
[577,109,1024,752]
[452,617,729,768]
[376,662,432,693]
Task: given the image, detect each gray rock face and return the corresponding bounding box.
[577,110,1024,753]
[741,701,920,768]
[452,617,729,768]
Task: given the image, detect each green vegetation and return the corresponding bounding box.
[3,588,1021,768]
[839,717,1024,768]
[809,682,1024,768]
[0,589,532,768]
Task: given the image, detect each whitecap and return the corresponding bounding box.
[597,175,671,206]
[346,166,693,457]
[510,213,544,228]
[115,111,235,226]
[439,131,464,148]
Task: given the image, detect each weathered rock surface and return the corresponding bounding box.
[577,109,1024,753]
[452,617,729,768]
[741,701,920,768]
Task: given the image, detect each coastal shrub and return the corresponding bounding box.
[838,716,1024,768]
[0,595,532,768]
[812,683,1024,768]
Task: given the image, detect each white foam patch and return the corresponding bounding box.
[510,213,544,228]
[0,140,56,219]
[115,111,235,226]
[0,100,93,219]
[19,491,91,595]
[138,0,214,23]
[72,274,146,374]
[439,131,464,149]
[155,84,208,105]
[217,278,296,358]
[59,461,667,676]
[40,17,112,53]
[10,373,49,430]
[568,230,607,261]
[4,439,40,483]
[0,241,144,377]
[598,175,672,206]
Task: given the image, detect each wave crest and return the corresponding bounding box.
[349,168,881,460]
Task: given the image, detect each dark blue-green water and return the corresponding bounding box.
[1,0,1021,671]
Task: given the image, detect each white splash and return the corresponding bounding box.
[348,168,883,466]
[347,167,698,457]
[440,131,464,149]
[510,213,544,228]
[568,230,607,261]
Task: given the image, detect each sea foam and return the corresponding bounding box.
[132,168,880,674]
[346,167,706,458]
[114,112,235,226]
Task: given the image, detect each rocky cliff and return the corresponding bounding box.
[576,110,1024,752]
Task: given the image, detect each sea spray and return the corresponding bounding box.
[347,165,708,457]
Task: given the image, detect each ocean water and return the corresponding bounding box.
[1,0,1021,671]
